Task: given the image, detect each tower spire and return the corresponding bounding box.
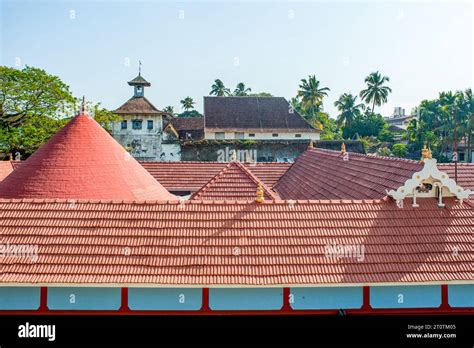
[139,60,142,76]
[81,96,86,114]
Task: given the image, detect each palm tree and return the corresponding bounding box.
[163,106,175,116]
[334,93,364,128]
[180,97,195,111]
[297,75,330,117]
[210,79,231,96]
[233,83,252,96]
[360,71,392,113]
[459,88,473,162]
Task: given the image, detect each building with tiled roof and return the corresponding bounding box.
[204,96,321,141]
[166,117,204,141]
[0,111,473,314]
[191,161,279,201]
[139,161,291,193]
[112,68,179,161]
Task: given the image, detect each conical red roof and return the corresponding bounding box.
[0,109,176,201]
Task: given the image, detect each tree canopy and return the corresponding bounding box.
[0,66,118,157]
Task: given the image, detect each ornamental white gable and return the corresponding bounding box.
[387,158,472,207]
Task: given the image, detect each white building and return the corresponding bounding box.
[203,97,321,141]
[112,72,180,161]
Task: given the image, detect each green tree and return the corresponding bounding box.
[297,75,330,116]
[177,110,202,118]
[180,97,195,111]
[334,93,364,130]
[163,106,176,116]
[0,65,75,128]
[392,144,407,158]
[210,79,230,96]
[457,88,473,162]
[377,147,391,157]
[360,71,392,113]
[233,83,252,96]
[344,110,387,139]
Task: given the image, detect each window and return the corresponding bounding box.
[132,120,142,130]
[272,133,279,137]
[121,120,127,129]
[235,132,244,140]
[295,134,301,138]
[137,86,142,93]
[215,132,225,140]
[248,133,255,137]
[147,120,153,130]
[459,152,465,162]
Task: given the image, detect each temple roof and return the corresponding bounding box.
[139,161,291,191]
[274,148,424,200]
[113,96,164,116]
[0,198,471,286]
[0,108,176,201]
[191,161,279,200]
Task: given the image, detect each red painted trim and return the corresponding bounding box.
[1,308,472,316]
[119,288,130,312]
[281,287,292,312]
[201,288,210,312]
[440,284,450,309]
[2,284,471,316]
[38,287,48,312]
[362,286,372,310]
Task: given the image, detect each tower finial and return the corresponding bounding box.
[421,144,432,160]
[255,184,264,203]
[341,142,346,154]
[139,60,142,76]
[80,96,86,114]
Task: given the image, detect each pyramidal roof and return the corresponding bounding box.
[191,161,278,201]
[0,103,176,201]
[113,96,163,115]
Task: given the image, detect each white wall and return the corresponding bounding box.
[205,131,320,141]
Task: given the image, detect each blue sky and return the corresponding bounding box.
[1,0,472,117]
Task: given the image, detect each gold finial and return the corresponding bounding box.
[308,140,314,149]
[255,184,264,203]
[421,144,432,160]
[341,142,346,154]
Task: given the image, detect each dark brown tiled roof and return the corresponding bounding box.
[0,198,471,285]
[114,97,163,115]
[171,117,204,131]
[127,74,151,86]
[204,97,320,132]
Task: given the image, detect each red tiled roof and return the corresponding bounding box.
[275,148,424,200]
[0,198,471,286]
[139,161,292,191]
[191,161,279,201]
[438,163,474,191]
[0,112,176,201]
[0,161,13,182]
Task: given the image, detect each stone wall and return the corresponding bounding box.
[181,140,365,162]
